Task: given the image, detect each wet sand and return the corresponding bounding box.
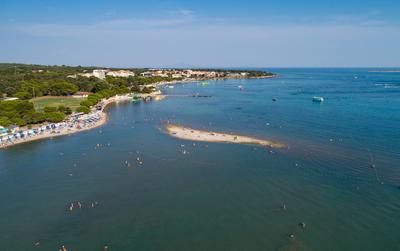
[165,124,286,148]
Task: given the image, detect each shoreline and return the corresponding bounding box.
[165,124,286,149]
[0,75,276,149]
[155,74,277,87]
[0,95,132,149]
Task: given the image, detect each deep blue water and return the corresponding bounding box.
[0,68,399,250]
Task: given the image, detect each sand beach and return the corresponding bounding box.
[165,124,286,148]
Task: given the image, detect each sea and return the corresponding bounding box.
[0,68,399,251]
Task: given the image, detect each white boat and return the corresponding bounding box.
[312,96,324,102]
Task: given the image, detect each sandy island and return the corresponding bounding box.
[165,124,286,148]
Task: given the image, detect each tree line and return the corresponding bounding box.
[0,100,70,127]
[0,64,174,99]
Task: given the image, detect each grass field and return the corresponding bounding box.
[31,96,85,111]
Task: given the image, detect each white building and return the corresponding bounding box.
[78,69,108,79]
[92,69,107,79]
[140,72,153,77]
[106,70,135,78]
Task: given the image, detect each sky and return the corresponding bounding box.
[0,0,400,68]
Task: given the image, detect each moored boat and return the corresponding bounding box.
[312,96,324,102]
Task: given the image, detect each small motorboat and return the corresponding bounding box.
[132,96,141,103]
[312,96,324,102]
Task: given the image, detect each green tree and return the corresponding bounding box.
[45,112,66,122]
[76,106,90,114]
[0,117,11,127]
[15,91,32,100]
[65,107,72,115]
[80,100,94,107]
[11,117,27,127]
[44,106,58,113]
[49,81,78,96]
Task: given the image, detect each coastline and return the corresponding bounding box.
[155,74,277,87]
[0,74,276,149]
[165,124,286,149]
[0,95,132,149]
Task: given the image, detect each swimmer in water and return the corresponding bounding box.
[69,203,74,212]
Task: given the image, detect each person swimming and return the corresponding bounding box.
[59,245,68,251]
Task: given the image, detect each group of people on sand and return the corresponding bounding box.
[0,112,103,148]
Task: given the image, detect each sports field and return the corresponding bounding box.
[31,96,85,111]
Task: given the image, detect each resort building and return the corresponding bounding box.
[140,72,153,77]
[92,69,107,79]
[106,70,135,78]
[79,69,107,79]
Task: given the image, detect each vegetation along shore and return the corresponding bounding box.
[0,63,275,148]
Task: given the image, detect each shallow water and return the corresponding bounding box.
[0,68,399,250]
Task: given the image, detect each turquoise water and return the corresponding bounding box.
[0,68,399,250]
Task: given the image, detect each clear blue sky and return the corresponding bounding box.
[1,0,399,67]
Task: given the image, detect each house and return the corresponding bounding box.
[72,91,92,98]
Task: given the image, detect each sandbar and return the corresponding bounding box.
[165,124,286,148]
